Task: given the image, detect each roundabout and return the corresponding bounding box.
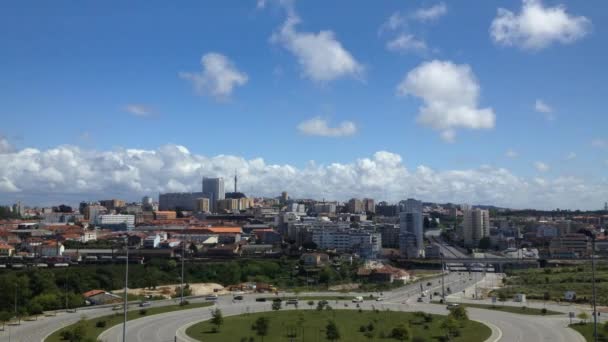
[184,307,492,342]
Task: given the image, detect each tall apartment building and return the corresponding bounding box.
[202,177,225,212]
[158,192,205,211]
[399,198,424,258]
[99,199,126,211]
[347,198,364,214]
[363,198,375,214]
[312,228,381,259]
[463,207,490,247]
[195,198,210,213]
[217,198,239,212]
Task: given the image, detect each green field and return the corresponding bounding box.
[494,265,608,305]
[45,302,212,342]
[186,309,492,342]
[569,322,608,341]
[261,296,373,302]
[445,302,563,315]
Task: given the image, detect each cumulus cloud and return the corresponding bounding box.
[297,117,357,137]
[0,144,605,210]
[490,0,591,50]
[386,34,428,53]
[270,6,363,82]
[506,149,519,158]
[413,3,448,22]
[534,161,550,172]
[534,99,555,120]
[0,138,12,154]
[179,52,248,99]
[397,60,495,141]
[124,104,152,117]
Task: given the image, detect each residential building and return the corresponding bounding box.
[202,177,225,212]
[195,198,210,213]
[549,233,591,257]
[40,241,65,257]
[347,198,364,214]
[300,252,330,266]
[97,214,135,230]
[154,211,177,220]
[217,198,239,212]
[99,199,126,211]
[399,198,424,258]
[377,224,400,248]
[143,234,162,248]
[158,192,205,211]
[312,228,381,259]
[363,198,375,214]
[0,243,14,256]
[463,207,490,247]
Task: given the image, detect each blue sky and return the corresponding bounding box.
[1,0,607,209]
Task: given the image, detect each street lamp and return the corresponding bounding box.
[580,229,598,342]
[180,240,185,305]
[122,237,129,342]
[440,252,446,300]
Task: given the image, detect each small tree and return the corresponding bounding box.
[0,311,12,331]
[28,302,43,320]
[390,324,409,341]
[253,316,269,341]
[441,317,460,340]
[326,320,340,341]
[272,300,282,311]
[210,308,224,332]
[449,306,468,321]
[577,311,589,324]
[307,300,314,309]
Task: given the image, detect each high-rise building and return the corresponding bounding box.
[399,198,424,258]
[604,202,608,211]
[202,177,225,212]
[347,198,364,214]
[99,199,126,211]
[195,198,210,213]
[363,198,375,214]
[281,191,289,204]
[158,192,204,211]
[463,207,490,247]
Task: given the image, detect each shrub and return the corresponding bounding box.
[139,309,147,316]
[95,320,107,328]
[412,337,426,342]
[541,308,547,315]
[360,326,367,332]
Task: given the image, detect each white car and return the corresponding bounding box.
[375,297,384,301]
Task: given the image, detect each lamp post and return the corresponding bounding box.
[123,238,129,342]
[180,240,185,305]
[440,252,446,300]
[591,236,597,342]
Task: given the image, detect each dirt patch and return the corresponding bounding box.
[114,283,228,299]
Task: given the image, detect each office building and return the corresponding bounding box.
[158,192,205,211]
[463,207,490,247]
[363,198,375,214]
[312,229,381,259]
[347,198,364,214]
[399,198,424,258]
[99,199,126,211]
[97,214,135,230]
[195,198,210,213]
[202,177,225,212]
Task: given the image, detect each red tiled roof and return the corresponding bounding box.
[83,289,106,298]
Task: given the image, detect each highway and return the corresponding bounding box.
[0,271,588,342]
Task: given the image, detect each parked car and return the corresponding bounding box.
[417,297,424,302]
[375,297,384,301]
[255,298,267,302]
[286,299,299,305]
[205,295,218,301]
[112,305,123,311]
[426,282,432,286]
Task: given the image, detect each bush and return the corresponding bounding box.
[412,337,426,342]
[360,325,367,332]
[541,308,547,315]
[95,320,107,328]
[139,309,147,316]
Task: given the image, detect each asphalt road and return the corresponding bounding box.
[0,272,587,342]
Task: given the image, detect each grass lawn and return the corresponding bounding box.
[569,322,608,341]
[261,296,373,302]
[446,302,563,316]
[45,301,213,342]
[186,309,491,342]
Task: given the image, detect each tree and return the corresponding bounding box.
[27,301,43,320]
[253,316,269,341]
[441,317,460,340]
[325,320,340,341]
[307,300,314,309]
[390,324,409,341]
[272,300,282,311]
[478,237,492,250]
[577,311,589,324]
[210,308,224,332]
[0,311,12,331]
[449,306,468,321]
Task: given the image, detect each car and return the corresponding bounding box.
[286,299,299,305]
[205,295,218,300]
[426,282,432,286]
[233,295,244,300]
[319,300,329,306]
[112,305,123,311]
[417,297,424,302]
[375,297,384,301]
[446,303,460,310]
[255,298,267,302]
[352,296,363,303]
[139,301,151,307]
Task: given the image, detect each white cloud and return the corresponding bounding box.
[179,52,248,99]
[534,161,550,172]
[124,104,152,117]
[386,34,428,53]
[0,144,605,210]
[490,0,591,50]
[534,99,555,120]
[592,139,608,149]
[0,138,12,154]
[297,117,357,137]
[397,60,495,141]
[413,3,448,22]
[271,9,363,82]
[506,149,519,158]
[565,152,576,160]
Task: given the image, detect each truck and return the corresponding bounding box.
[352,296,363,303]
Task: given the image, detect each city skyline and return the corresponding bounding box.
[1,0,607,209]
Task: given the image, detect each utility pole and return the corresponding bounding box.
[591,236,598,342]
[180,240,185,305]
[123,238,129,342]
[440,252,446,300]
